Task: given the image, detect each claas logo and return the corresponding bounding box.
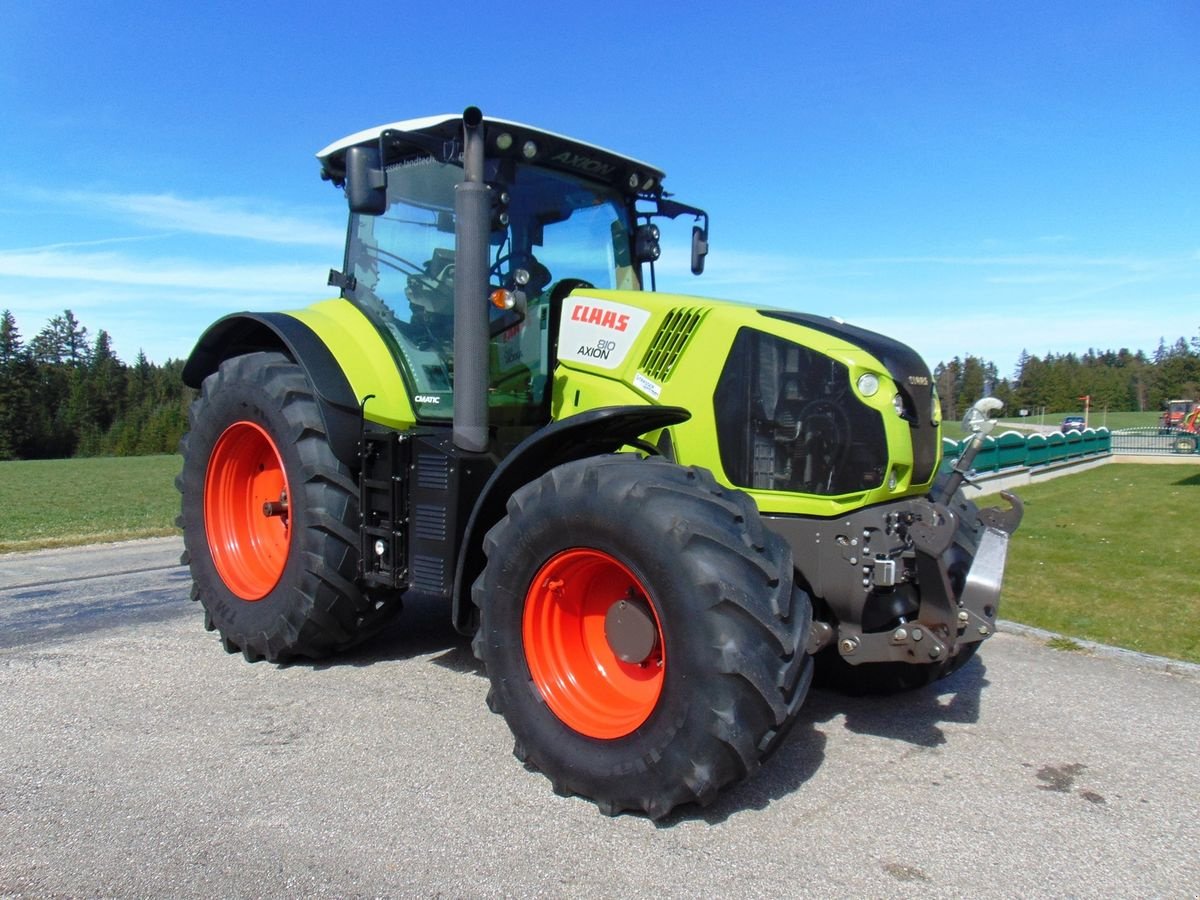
[570,304,630,332]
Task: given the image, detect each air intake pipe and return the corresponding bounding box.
[452,106,490,452]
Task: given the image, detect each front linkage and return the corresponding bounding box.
[766,397,1023,669]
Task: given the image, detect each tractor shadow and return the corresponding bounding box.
[301,593,987,827]
[305,591,482,673]
[664,657,987,826]
[807,656,989,748]
[1174,472,1200,486]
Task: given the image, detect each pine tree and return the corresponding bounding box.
[0,310,33,459]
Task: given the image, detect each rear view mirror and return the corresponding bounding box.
[691,224,708,275]
[345,145,387,215]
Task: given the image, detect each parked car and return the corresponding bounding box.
[1061,416,1086,433]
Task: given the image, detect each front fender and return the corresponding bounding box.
[450,405,691,634]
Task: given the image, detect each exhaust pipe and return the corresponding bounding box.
[452,106,490,452]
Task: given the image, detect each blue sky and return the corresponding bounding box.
[1,1,1196,379]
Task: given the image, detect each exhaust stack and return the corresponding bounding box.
[452,106,490,453]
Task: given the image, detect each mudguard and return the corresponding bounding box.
[450,404,691,633]
[182,312,363,467]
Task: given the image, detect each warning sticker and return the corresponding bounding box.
[558,298,651,371]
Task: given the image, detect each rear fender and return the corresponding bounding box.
[182,312,363,467]
[450,405,691,634]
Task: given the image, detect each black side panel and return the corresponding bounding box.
[182,312,363,467]
[407,433,493,600]
[451,405,691,634]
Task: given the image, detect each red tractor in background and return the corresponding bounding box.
[1160,399,1198,431]
[1170,407,1200,453]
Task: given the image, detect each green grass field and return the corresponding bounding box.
[1,454,1196,662]
[982,463,1200,663]
[0,455,182,552]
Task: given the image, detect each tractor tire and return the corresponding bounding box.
[177,351,397,662]
[814,640,980,696]
[471,456,813,819]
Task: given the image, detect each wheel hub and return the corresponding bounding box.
[604,593,659,665]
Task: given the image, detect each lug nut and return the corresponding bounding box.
[911,628,924,642]
[958,610,970,624]
[978,625,990,636]
[891,627,908,644]
[930,645,942,659]
[839,638,858,655]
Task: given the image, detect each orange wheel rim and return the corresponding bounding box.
[523,549,665,739]
[204,421,291,601]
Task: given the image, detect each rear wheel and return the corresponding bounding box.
[472,456,812,819]
[178,351,398,662]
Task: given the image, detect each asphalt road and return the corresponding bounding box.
[2,538,1198,898]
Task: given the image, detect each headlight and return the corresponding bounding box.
[892,393,906,417]
[857,372,880,398]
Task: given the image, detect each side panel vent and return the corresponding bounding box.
[639,307,708,383]
[416,453,450,490]
[411,555,446,594]
[414,504,448,542]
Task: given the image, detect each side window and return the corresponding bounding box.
[345,161,461,419]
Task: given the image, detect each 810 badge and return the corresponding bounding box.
[557,297,651,370]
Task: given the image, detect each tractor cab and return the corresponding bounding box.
[316,113,708,428]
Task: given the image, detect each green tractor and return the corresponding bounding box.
[179,107,1022,818]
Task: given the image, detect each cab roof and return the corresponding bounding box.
[316,112,667,198]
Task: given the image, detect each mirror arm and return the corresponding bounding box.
[934,397,1003,503]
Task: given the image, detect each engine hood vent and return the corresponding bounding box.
[639,307,708,383]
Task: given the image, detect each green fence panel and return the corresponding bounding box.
[1025,433,1049,467]
[1047,431,1068,463]
[1065,429,1085,458]
[995,431,1028,469]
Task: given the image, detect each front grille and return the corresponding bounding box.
[713,327,888,495]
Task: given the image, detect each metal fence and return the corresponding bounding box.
[1110,427,1200,457]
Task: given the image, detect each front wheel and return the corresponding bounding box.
[472,456,812,819]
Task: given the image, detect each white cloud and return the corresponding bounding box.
[23,188,344,247]
[0,247,325,294]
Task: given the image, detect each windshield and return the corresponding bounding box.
[344,157,636,422]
